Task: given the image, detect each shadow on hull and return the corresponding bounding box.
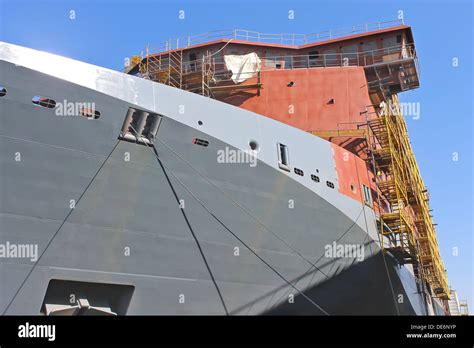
[262,252,417,315]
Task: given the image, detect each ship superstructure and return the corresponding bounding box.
[0,19,450,315]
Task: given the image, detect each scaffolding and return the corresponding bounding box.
[135,50,262,97]
[138,47,183,89]
[368,95,449,299]
[129,43,417,99]
[460,300,469,316]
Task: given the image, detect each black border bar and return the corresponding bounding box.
[0,315,473,345]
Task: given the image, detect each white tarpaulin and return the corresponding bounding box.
[224,52,261,84]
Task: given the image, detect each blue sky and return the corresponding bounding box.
[1,0,472,310]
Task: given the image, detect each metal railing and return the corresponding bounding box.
[145,19,405,53]
[141,44,416,76]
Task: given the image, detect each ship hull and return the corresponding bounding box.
[0,42,445,315]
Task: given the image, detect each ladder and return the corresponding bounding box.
[168,50,183,89]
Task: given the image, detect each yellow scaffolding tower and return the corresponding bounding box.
[460,300,469,316]
[369,95,449,299]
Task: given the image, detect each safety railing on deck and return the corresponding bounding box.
[140,43,416,76]
[145,19,405,53]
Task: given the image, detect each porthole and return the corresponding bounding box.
[80,107,101,119]
[32,96,56,109]
[249,140,258,151]
[0,86,6,97]
[326,181,335,189]
[198,120,203,126]
[192,138,209,147]
[294,168,304,176]
[311,174,320,182]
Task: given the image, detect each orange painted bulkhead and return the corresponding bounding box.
[214,64,382,206]
[216,66,384,207]
[218,67,373,133]
[331,143,382,212]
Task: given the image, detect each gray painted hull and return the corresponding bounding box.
[0,43,444,315]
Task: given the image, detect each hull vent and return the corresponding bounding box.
[119,107,162,145]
